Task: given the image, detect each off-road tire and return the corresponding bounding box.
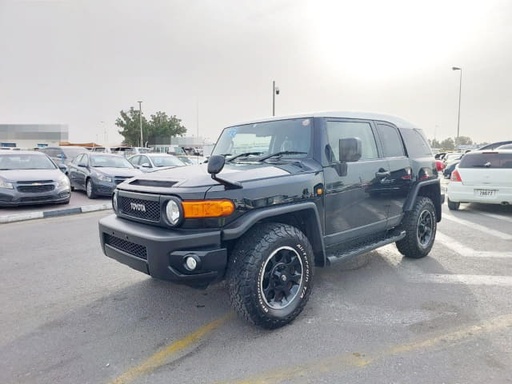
[86,179,97,199]
[226,223,314,329]
[447,198,460,211]
[396,196,436,258]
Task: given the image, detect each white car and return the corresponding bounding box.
[446,149,512,210]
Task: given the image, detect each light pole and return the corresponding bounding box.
[137,100,143,147]
[272,81,280,116]
[452,67,462,143]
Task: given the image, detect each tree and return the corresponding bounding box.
[115,108,187,147]
[439,138,455,151]
[454,136,473,147]
[146,111,187,146]
[115,107,149,146]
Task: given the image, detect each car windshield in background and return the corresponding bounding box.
[211,118,312,161]
[151,156,184,167]
[62,147,87,159]
[91,155,133,168]
[459,152,512,168]
[0,154,56,170]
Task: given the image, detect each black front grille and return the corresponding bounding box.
[119,196,160,222]
[104,234,147,260]
[17,185,55,193]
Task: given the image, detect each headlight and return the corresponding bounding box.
[56,175,70,189]
[0,178,13,189]
[94,171,112,182]
[112,190,118,213]
[165,199,182,226]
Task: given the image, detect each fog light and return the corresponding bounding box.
[184,254,201,271]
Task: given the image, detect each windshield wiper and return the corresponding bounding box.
[227,152,263,162]
[258,151,307,162]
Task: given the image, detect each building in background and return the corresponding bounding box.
[0,124,68,149]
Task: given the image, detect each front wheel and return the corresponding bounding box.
[227,223,314,329]
[86,179,97,199]
[396,196,437,259]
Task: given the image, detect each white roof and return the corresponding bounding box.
[229,111,418,129]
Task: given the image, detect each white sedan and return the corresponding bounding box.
[128,153,186,172]
[446,149,512,210]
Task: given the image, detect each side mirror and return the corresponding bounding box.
[207,155,225,175]
[141,163,151,168]
[339,137,362,163]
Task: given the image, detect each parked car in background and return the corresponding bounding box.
[443,160,460,178]
[67,153,142,198]
[0,151,71,206]
[477,141,512,150]
[128,153,185,172]
[442,152,463,166]
[446,150,512,210]
[39,146,88,172]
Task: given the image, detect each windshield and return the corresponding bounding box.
[211,118,312,161]
[62,147,87,159]
[0,154,57,170]
[151,155,185,167]
[91,155,134,168]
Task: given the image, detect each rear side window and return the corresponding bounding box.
[398,128,433,157]
[376,124,405,157]
[459,152,512,168]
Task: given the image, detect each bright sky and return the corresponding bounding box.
[1,0,511,146]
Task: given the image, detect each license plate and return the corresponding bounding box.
[475,189,497,197]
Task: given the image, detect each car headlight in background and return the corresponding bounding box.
[0,178,14,189]
[165,199,182,226]
[94,171,112,183]
[112,190,118,213]
[56,175,70,189]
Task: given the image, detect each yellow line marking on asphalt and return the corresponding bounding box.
[109,313,233,384]
[218,313,512,384]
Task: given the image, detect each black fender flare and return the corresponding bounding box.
[222,202,326,265]
[403,178,443,222]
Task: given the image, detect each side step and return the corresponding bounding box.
[326,230,406,265]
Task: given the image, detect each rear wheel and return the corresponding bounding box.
[396,196,437,259]
[447,198,460,211]
[227,223,314,329]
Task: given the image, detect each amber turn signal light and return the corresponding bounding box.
[182,200,235,218]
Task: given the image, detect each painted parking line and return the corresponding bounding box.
[109,313,233,384]
[217,313,512,384]
[442,214,512,240]
[435,232,511,258]
[407,273,512,286]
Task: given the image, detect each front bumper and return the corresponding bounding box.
[99,214,227,289]
[0,187,71,207]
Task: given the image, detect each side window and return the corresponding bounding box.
[131,155,140,165]
[140,156,150,166]
[78,154,88,167]
[73,154,83,164]
[376,124,405,157]
[326,120,378,161]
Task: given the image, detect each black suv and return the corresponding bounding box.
[99,112,443,329]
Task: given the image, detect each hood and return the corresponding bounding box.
[94,167,142,177]
[0,169,65,182]
[119,162,304,192]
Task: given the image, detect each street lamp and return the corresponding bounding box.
[137,100,143,147]
[272,80,280,116]
[452,67,462,142]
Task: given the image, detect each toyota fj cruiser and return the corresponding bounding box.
[99,112,443,329]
